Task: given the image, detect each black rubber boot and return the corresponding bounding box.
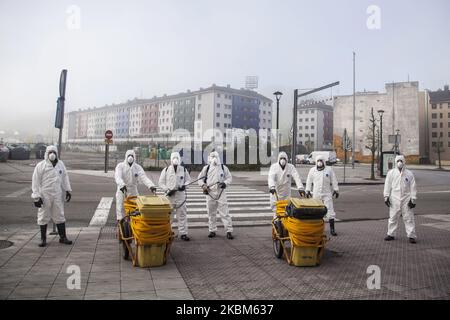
[38,224,47,247]
[180,235,190,241]
[208,232,216,238]
[384,235,395,241]
[226,232,234,240]
[56,223,73,245]
[409,238,417,244]
[329,219,337,236]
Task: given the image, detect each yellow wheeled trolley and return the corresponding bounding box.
[118,195,174,268]
[272,195,328,267]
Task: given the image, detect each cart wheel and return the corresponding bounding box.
[273,219,284,259]
[121,220,131,260]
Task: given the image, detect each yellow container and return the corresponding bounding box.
[291,246,320,267]
[136,243,168,268]
[136,195,172,218]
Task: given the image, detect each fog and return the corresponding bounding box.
[1,0,449,142]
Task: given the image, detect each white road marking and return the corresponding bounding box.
[89,197,113,227]
[5,186,30,198]
[419,190,450,194]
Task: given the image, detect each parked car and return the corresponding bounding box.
[0,144,9,162]
[295,154,309,164]
[305,151,337,165]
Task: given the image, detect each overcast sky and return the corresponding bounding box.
[1,0,449,140]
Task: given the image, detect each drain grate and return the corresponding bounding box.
[0,240,13,249]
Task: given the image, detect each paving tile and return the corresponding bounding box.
[9,285,52,299]
[153,277,188,290]
[85,281,120,295]
[121,291,158,300]
[156,288,193,300]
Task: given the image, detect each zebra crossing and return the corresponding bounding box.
[157,185,274,228]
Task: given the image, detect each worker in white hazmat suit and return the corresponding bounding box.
[198,151,234,239]
[159,152,191,241]
[115,150,156,221]
[268,151,306,215]
[31,145,73,247]
[383,155,418,243]
[305,155,339,236]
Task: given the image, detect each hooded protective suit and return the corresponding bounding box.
[305,155,339,220]
[383,155,417,239]
[268,152,304,211]
[159,152,191,236]
[31,145,72,225]
[115,150,156,220]
[197,151,233,233]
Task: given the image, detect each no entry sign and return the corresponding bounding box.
[105,130,113,139]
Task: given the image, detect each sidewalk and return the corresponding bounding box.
[1,214,450,300]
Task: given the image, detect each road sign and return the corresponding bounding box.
[105,130,113,139]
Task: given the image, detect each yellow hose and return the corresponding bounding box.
[282,217,325,247]
[130,216,172,245]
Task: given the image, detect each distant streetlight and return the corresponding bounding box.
[273,91,283,148]
[377,109,384,175]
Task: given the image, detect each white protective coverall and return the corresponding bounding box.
[383,155,418,239]
[268,152,305,213]
[305,155,339,220]
[197,152,233,233]
[31,146,72,225]
[159,152,191,236]
[115,150,156,220]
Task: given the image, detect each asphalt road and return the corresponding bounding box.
[1,161,450,231]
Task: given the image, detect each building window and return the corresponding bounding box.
[432,142,437,147]
[440,132,443,137]
[432,113,437,119]
[432,132,437,138]
[217,93,221,98]
[217,103,220,108]
[311,126,315,130]
[440,123,443,128]
[311,118,314,121]
[216,123,220,127]
[299,126,303,130]
[216,113,220,117]
[432,123,437,128]
[311,134,315,137]
[432,104,437,109]
[440,113,443,119]
[305,126,309,129]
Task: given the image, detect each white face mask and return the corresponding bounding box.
[48,153,56,161]
[211,158,218,166]
[127,156,134,164]
[397,161,404,169]
[317,161,324,168]
[279,159,287,166]
[172,158,180,166]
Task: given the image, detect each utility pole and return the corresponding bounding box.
[55,69,68,158]
[352,51,356,169]
[292,89,298,163]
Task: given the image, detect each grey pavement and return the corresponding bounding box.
[1,214,450,300]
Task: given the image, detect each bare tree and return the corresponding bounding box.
[365,108,378,180]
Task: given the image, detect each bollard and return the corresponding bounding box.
[49,222,58,235]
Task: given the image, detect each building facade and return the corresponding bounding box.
[63,84,272,143]
[333,81,423,161]
[428,85,450,164]
[296,102,333,152]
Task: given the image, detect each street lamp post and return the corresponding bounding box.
[377,109,384,175]
[273,91,283,148]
